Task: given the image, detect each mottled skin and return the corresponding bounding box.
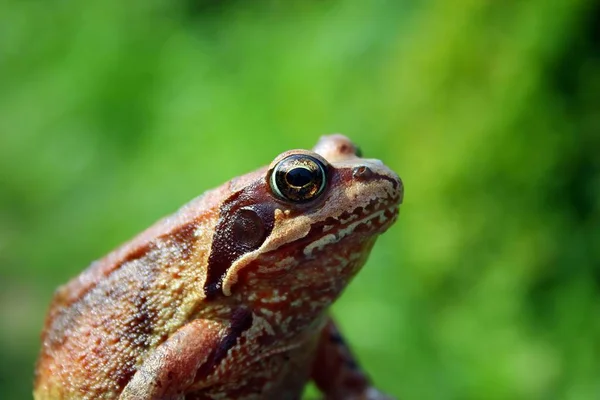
[34,135,403,400]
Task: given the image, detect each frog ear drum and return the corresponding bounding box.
[269,154,328,203]
[204,204,276,299]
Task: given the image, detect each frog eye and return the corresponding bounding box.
[269,154,327,203]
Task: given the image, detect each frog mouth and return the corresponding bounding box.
[301,201,399,257]
[333,194,401,232]
[348,203,400,234]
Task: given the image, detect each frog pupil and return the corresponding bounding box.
[286,167,313,188]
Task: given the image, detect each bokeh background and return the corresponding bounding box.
[2,0,600,398]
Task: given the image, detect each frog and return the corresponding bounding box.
[34,134,403,400]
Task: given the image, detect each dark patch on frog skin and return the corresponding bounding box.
[109,291,160,390]
[204,182,277,299]
[194,307,254,380]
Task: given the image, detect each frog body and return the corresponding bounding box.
[34,135,403,400]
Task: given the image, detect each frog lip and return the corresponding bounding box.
[325,191,401,232]
[338,201,400,236]
[301,200,399,257]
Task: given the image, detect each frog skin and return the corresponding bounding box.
[34,134,403,400]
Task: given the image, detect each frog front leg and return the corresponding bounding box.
[311,318,395,400]
[122,307,253,400]
[118,318,226,400]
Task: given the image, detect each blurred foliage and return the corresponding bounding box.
[1,0,600,399]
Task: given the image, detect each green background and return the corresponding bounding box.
[1,1,599,398]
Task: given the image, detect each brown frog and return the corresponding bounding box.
[34,134,403,400]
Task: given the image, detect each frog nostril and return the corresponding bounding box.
[352,166,373,180]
